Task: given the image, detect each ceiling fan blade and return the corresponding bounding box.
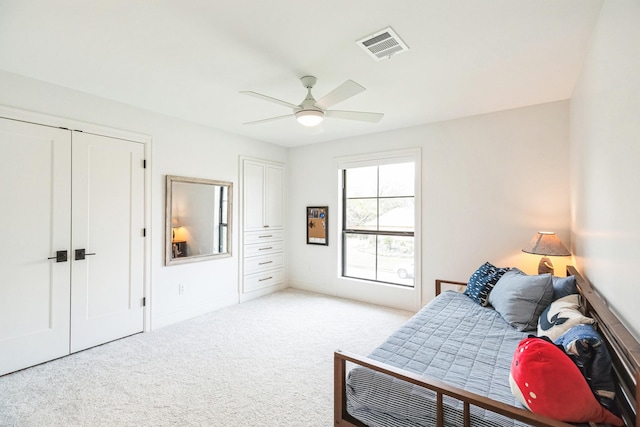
[325,110,384,123]
[240,91,299,109]
[243,114,294,125]
[314,80,366,110]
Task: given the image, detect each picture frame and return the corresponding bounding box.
[306,206,328,245]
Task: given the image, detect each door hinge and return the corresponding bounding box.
[142,297,146,307]
[143,159,147,169]
[143,228,146,237]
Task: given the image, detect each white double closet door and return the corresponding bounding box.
[0,117,145,376]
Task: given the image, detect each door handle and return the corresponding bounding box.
[48,250,68,263]
[75,249,96,260]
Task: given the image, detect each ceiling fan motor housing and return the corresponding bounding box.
[300,75,317,89]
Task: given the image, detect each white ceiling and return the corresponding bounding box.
[0,0,603,147]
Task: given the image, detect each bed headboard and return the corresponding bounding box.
[568,266,640,427]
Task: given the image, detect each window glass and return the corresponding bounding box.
[376,235,414,286]
[345,166,377,198]
[378,198,414,232]
[344,234,376,280]
[379,163,414,197]
[345,198,377,230]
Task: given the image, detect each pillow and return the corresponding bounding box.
[555,324,617,413]
[537,294,595,341]
[488,269,553,331]
[551,275,578,300]
[509,337,623,425]
[464,262,510,306]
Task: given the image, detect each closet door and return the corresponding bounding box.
[243,160,266,231]
[264,164,284,229]
[0,118,72,376]
[70,132,145,353]
[242,160,284,231]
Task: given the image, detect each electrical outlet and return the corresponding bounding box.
[178,283,185,295]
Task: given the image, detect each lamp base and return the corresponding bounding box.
[538,256,554,275]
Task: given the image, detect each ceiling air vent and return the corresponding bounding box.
[356,27,409,61]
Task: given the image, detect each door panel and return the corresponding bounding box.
[70,132,144,353]
[264,165,283,229]
[0,118,71,376]
[243,161,265,231]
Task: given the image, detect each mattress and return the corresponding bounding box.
[346,291,531,427]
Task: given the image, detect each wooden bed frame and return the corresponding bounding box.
[335,266,640,427]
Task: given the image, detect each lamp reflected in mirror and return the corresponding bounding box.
[171,217,181,240]
[522,231,570,275]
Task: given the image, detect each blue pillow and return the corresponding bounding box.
[488,269,553,331]
[464,262,510,306]
[552,275,578,300]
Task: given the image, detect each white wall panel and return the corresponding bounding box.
[287,101,572,311]
[570,0,640,339]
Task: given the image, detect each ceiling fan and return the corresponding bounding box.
[240,76,384,127]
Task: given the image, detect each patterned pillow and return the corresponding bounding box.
[464,262,509,306]
[509,337,623,425]
[537,294,595,341]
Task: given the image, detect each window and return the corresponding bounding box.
[341,161,415,287]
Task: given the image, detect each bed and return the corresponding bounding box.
[334,266,640,427]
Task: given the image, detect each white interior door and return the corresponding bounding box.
[70,132,145,353]
[0,118,72,376]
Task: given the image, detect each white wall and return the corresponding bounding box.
[287,101,572,311]
[570,0,640,339]
[0,70,287,329]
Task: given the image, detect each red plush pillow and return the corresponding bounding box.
[509,337,623,426]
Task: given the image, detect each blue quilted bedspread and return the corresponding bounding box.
[346,291,531,427]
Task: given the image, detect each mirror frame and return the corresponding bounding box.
[165,175,233,266]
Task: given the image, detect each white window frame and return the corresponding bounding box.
[335,148,421,311]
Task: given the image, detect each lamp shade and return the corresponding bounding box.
[522,231,570,256]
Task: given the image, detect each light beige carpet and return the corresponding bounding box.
[0,289,412,426]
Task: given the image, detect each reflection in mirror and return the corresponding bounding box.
[165,175,232,266]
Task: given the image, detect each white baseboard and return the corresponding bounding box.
[239,282,288,303]
[287,279,336,297]
[151,294,238,330]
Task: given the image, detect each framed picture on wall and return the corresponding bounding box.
[307,206,328,245]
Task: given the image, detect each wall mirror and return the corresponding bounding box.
[165,175,232,266]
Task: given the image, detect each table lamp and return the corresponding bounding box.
[522,231,570,275]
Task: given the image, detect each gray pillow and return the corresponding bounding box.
[552,275,578,300]
[488,268,554,331]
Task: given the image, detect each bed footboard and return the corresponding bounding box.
[334,350,575,427]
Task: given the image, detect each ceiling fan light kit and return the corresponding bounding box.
[295,109,324,127]
[241,75,383,127]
